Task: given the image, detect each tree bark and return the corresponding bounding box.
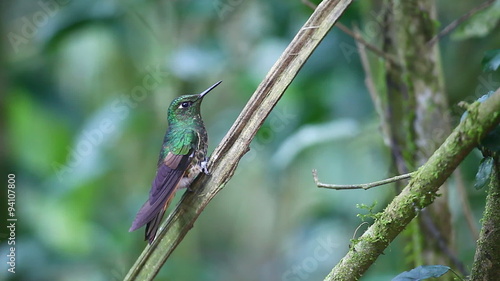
[470,156,500,280]
[380,0,455,272]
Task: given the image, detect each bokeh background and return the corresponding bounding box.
[1,0,499,280]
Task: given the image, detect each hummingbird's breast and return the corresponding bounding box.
[178,123,208,189]
[191,126,208,167]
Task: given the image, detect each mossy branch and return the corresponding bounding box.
[123,0,354,280]
[325,88,500,281]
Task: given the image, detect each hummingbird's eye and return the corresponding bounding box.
[179,101,192,108]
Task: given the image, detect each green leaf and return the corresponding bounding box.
[392,265,451,281]
[475,157,495,190]
[482,49,500,72]
[451,1,500,40]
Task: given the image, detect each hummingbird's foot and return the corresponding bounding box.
[201,159,210,175]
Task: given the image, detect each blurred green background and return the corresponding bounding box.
[1,0,499,280]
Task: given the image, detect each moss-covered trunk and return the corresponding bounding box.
[470,156,500,280]
[379,0,454,273]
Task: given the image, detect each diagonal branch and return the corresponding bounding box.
[325,88,500,281]
[427,0,496,46]
[123,0,354,280]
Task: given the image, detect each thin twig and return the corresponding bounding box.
[301,0,400,66]
[355,25,379,107]
[428,0,496,46]
[354,25,393,148]
[313,169,414,190]
[336,22,399,66]
[302,0,317,9]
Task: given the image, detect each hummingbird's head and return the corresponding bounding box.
[167,81,222,123]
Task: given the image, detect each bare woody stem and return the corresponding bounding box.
[313,170,414,190]
[123,0,354,280]
[324,88,500,281]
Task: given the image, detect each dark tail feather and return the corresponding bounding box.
[145,209,166,244]
[145,195,174,244]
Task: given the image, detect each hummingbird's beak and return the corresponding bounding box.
[198,80,222,99]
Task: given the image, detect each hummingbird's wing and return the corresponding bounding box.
[129,131,197,237]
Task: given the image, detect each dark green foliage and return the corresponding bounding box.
[482,49,500,72]
[474,157,494,190]
[392,265,451,281]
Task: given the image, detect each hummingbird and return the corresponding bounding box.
[129,81,221,244]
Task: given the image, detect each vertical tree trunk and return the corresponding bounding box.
[470,156,500,280]
[378,0,455,274]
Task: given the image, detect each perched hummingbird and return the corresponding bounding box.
[129,81,221,244]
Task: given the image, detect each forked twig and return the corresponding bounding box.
[313,169,414,190]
